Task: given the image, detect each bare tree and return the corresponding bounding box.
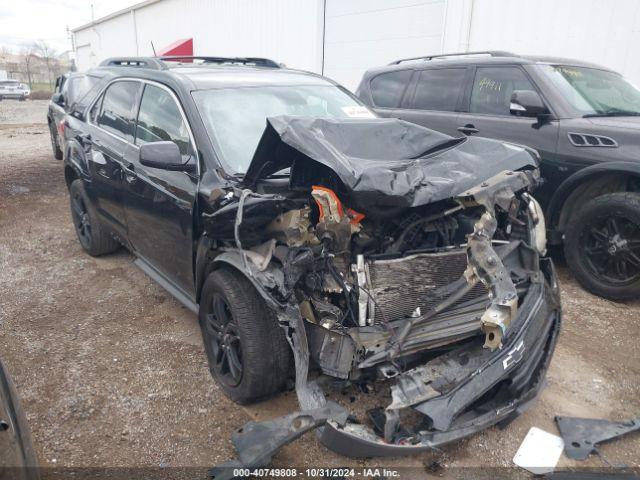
[20,45,35,89]
[33,40,58,87]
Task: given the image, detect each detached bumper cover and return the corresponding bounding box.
[320,257,561,457]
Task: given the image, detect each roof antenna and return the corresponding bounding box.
[151,41,157,57]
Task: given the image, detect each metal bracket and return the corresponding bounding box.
[555,415,640,460]
[209,402,348,479]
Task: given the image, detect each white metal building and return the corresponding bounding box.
[72,0,640,91]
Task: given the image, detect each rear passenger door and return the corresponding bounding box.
[393,67,468,137]
[122,82,198,297]
[86,80,142,238]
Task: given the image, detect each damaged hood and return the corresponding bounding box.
[243,116,539,208]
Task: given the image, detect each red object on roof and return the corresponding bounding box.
[158,38,193,60]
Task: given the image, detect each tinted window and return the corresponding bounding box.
[470,67,535,115]
[135,84,191,156]
[370,70,412,108]
[412,69,466,111]
[96,81,139,141]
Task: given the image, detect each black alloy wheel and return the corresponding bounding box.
[203,293,244,386]
[581,214,640,285]
[70,188,92,251]
[565,192,640,301]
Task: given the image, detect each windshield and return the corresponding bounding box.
[193,84,374,174]
[539,64,640,116]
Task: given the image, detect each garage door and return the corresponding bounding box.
[323,0,447,91]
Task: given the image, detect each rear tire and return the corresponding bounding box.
[49,122,63,160]
[199,268,292,404]
[69,179,119,256]
[564,192,640,301]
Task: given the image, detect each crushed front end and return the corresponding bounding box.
[206,117,562,467]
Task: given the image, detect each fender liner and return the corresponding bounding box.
[201,248,284,310]
[546,160,640,230]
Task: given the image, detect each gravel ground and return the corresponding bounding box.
[1,100,639,478]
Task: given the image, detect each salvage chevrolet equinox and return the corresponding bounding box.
[62,56,561,466]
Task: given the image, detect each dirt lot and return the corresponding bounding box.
[1,100,639,478]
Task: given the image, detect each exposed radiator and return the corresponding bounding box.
[364,250,487,324]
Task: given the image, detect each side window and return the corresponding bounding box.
[135,84,191,156]
[470,67,535,115]
[370,70,412,108]
[96,81,140,142]
[412,68,466,111]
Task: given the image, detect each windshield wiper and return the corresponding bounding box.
[584,109,640,118]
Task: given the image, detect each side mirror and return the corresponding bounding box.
[52,92,65,106]
[139,141,193,171]
[510,90,549,117]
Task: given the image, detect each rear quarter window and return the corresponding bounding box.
[370,70,412,108]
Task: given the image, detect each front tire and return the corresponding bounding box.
[199,268,292,404]
[565,192,640,301]
[69,179,119,256]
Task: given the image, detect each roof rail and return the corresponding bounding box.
[389,51,518,65]
[99,57,167,70]
[159,56,281,68]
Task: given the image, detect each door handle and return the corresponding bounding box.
[121,163,137,183]
[457,124,479,135]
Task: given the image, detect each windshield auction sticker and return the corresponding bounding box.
[341,106,376,118]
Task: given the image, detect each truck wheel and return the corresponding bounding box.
[69,179,119,256]
[199,268,292,404]
[49,122,63,160]
[565,192,640,301]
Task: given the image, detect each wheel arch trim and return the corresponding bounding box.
[547,161,640,230]
[195,240,282,310]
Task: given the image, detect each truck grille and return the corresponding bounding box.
[366,250,487,323]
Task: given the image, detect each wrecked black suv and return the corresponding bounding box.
[62,56,560,465]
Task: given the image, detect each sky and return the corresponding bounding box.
[0,0,139,54]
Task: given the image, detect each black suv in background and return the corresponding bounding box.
[61,56,560,463]
[48,71,113,160]
[357,51,640,301]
